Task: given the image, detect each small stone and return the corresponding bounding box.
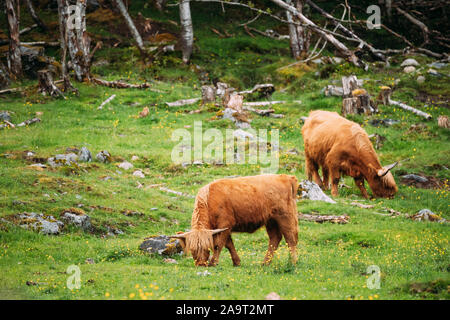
[131,155,139,161]
[196,270,212,276]
[163,258,178,264]
[96,150,111,163]
[265,292,281,300]
[78,147,92,162]
[18,212,64,235]
[61,209,92,231]
[85,258,95,264]
[0,111,11,122]
[118,161,133,170]
[416,75,426,84]
[403,66,416,73]
[132,170,145,178]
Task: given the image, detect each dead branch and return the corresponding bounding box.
[165,98,201,107]
[395,6,429,46]
[379,87,432,120]
[298,213,349,224]
[92,78,151,89]
[97,94,117,110]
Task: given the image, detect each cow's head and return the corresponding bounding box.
[170,228,228,266]
[367,162,398,198]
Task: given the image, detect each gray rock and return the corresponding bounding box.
[416,75,426,84]
[78,147,92,162]
[18,212,64,235]
[401,58,420,67]
[139,235,183,255]
[47,153,78,167]
[96,150,111,163]
[427,62,447,69]
[401,174,428,183]
[0,111,11,122]
[60,210,92,231]
[403,66,416,73]
[298,180,336,204]
[132,170,145,178]
[118,161,133,170]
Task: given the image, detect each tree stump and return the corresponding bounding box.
[341,75,359,98]
[225,93,244,113]
[38,69,64,98]
[201,85,216,104]
[438,115,449,129]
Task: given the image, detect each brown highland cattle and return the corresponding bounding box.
[171,174,299,267]
[302,110,398,198]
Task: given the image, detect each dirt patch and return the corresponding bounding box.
[400,173,448,189]
[407,279,449,297]
[416,91,450,109]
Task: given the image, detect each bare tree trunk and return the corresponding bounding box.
[270,0,366,69]
[5,0,22,79]
[57,0,76,92]
[179,0,194,64]
[113,0,146,55]
[293,0,310,58]
[66,0,91,82]
[24,0,47,31]
[286,0,301,59]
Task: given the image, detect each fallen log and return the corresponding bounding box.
[16,117,41,127]
[92,78,151,89]
[298,213,349,224]
[97,94,116,110]
[379,87,432,120]
[165,98,201,107]
[159,186,195,198]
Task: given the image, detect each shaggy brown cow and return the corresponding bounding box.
[302,110,398,198]
[171,174,299,267]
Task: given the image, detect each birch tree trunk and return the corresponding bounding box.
[66,0,91,82]
[5,0,22,79]
[271,0,366,69]
[286,0,301,59]
[57,0,73,91]
[179,0,194,64]
[113,0,146,55]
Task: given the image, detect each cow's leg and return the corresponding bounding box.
[225,235,241,266]
[209,231,229,267]
[354,177,369,199]
[329,168,341,197]
[306,157,323,188]
[322,166,330,190]
[277,215,298,265]
[263,219,282,265]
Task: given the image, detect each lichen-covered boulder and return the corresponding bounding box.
[298,180,336,204]
[18,212,64,235]
[139,235,183,255]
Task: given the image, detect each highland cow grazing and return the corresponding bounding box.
[171,174,299,267]
[301,110,398,198]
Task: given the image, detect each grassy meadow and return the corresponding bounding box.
[0,2,449,300]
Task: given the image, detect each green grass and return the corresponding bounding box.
[0,2,449,300]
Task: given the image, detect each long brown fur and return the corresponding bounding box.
[179,174,299,267]
[302,110,398,198]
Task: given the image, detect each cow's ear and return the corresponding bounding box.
[210,228,228,235]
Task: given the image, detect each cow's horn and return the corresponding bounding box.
[210,228,228,235]
[169,231,192,239]
[378,162,398,177]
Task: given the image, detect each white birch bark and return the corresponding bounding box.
[179,0,194,63]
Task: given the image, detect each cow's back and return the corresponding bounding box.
[206,174,298,232]
[302,110,362,162]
